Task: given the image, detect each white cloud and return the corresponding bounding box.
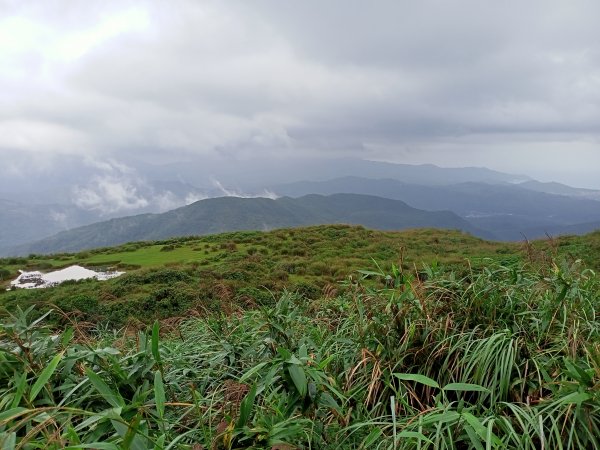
[72,175,149,214]
[211,179,279,199]
[0,0,598,187]
[0,119,89,154]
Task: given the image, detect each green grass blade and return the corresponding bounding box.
[236,383,257,429]
[238,362,268,382]
[397,431,433,444]
[30,351,63,402]
[288,364,307,397]
[395,373,440,389]
[85,368,125,408]
[10,372,27,408]
[152,320,161,365]
[154,370,166,419]
[0,432,16,450]
[443,383,490,393]
[0,407,28,424]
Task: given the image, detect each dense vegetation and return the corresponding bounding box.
[1,255,599,448]
[0,226,512,326]
[7,194,482,255]
[1,225,600,448]
[274,177,600,240]
[2,225,600,327]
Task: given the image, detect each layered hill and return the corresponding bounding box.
[2,224,600,326]
[0,198,99,250]
[271,177,600,240]
[136,158,530,191]
[10,194,485,255]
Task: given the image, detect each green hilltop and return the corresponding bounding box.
[1,224,600,448]
[2,224,599,326]
[7,193,488,256]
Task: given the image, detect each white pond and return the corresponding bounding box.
[9,265,124,289]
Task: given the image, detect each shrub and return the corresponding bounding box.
[118,268,193,285]
[220,241,238,252]
[271,270,289,281]
[55,294,99,317]
[2,260,600,449]
[0,268,10,281]
[222,270,251,282]
[307,261,329,276]
[292,281,321,300]
[235,287,274,306]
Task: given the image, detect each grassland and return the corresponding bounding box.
[1,225,600,327]
[1,254,599,448]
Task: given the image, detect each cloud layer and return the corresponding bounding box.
[1,0,599,188]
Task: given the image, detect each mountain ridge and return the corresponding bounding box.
[7,193,487,255]
[270,177,600,240]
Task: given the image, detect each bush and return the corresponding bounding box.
[222,270,251,282]
[307,261,329,276]
[143,285,195,316]
[292,281,321,300]
[220,241,238,252]
[55,294,99,317]
[0,268,10,281]
[271,270,289,281]
[118,268,193,285]
[235,287,274,306]
[2,260,600,449]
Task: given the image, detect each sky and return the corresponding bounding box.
[1,0,600,191]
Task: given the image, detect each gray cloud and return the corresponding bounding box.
[0,0,599,189]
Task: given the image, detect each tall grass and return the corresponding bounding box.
[1,258,599,448]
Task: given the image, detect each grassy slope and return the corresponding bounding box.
[1,255,599,448]
[1,225,600,326]
[10,194,485,255]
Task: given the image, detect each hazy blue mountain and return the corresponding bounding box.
[0,159,529,249]
[0,199,99,252]
[472,218,600,241]
[7,194,487,255]
[140,158,529,191]
[0,157,528,209]
[520,221,600,238]
[517,180,600,200]
[270,177,600,240]
[0,180,207,254]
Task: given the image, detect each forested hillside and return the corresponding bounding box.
[9,194,485,256]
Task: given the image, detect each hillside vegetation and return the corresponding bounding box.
[1,225,600,448]
[1,255,599,448]
[2,225,600,326]
[7,194,485,256]
[271,177,600,240]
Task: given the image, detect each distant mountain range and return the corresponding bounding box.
[0,160,525,252]
[270,177,600,240]
[141,158,530,190]
[0,199,99,251]
[1,160,599,256]
[8,194,487,255]
[517,180,600,200]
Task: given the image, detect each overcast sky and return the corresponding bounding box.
[1,0,600,188]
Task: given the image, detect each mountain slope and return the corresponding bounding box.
[137,158,529,191]
[271,177,600,240]
[517,180,600,200]
[0,199,99,251]
[9,194,486,255]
